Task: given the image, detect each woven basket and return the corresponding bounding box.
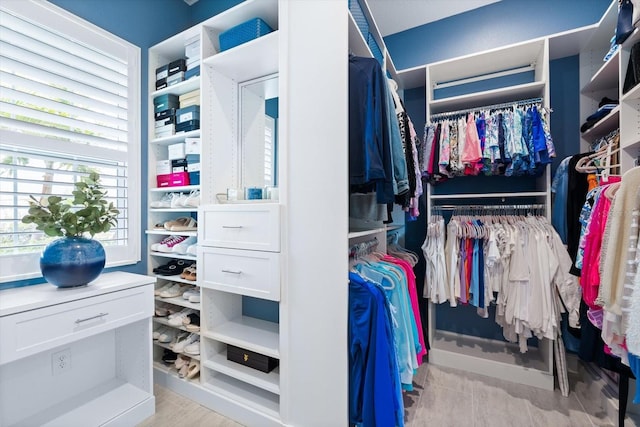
[219,18,273,52]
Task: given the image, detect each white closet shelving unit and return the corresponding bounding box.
[148,1,354,425]
[148,22,202,392]
[620,26,640,171]
[424,37,555,390]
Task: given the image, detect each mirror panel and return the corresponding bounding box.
[240,75,278,194]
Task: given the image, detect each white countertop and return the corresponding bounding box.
[0,272,155,317]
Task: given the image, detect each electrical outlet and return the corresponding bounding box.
[51,348,71,376]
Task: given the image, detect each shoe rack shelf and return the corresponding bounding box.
[154,295,200,310]
[153,316,199,334]
[149,251,197,260]
[150,185,200,193]
[153,341,201,361]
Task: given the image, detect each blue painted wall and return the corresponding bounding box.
[385,0,611,70]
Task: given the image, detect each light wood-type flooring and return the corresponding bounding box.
[138,362,640,427]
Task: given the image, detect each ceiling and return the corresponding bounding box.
[367,0,502,36]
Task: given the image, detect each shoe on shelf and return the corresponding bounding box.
[157,328,178,344]
[175,354,190,370]
[156,235,188,253]
[162,349,178,364]
[150,193,175,209]
[186,243,197,257]
[164,217,197,231]
[154,282,174,296]
[180,264,197,281]
[159,283,189,298]
[153,326,169,340]
[178,362,189,378]
[172,236,197,255]
[186,359,200,379]
[169,331,189,349]
[182,287,199,301]
[153,259,195,276]
[155,302,178,317]
[173,332,199,353]
[168,308,196,326]
[184,337,200,356]
[170,193,188,208]
[150,235,176,252]
[184,313,200,332]
[183,190,200,208]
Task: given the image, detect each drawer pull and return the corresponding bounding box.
[221,269,242,275]
[75,312,109,324]
[222,225,243,229]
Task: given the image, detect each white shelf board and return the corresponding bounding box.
[581,50,619,94]
[397,66,427,90]
[150,184,200,193]
[203,316,279,359]
[429,81,546,115]
[150,251,197,261]
[621,137,640,151]
[548,24,599,60]
[152,76,201,99]
[430,191,547,200]
[149,207,198,213]
[348,12,372,59]
[153,361,201,384]
[429,331,553,390]
[155,294,200,311]
[348,227,386,239]
[11,378,151,427]
[202,371,279,419]
[146,230,198,237]
[622,82,640,102]
[581,105,620,142]
[154,316,200,334]
[203,31,278,82]
[150,130,201,146]
[203,353,280,395]
[155,274,199,287]
[428,39,545,85]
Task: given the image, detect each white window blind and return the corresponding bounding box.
[0,0,141,283]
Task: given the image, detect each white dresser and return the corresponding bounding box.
[0,272,155,427]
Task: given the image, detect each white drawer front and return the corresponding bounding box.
[201,247,280,301]
[199,204,280,252]
[0,285,153,365]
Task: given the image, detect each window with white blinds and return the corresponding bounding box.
[0,0,141,283]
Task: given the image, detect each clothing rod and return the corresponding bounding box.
[431,203,546,211]
[429,97,543,121]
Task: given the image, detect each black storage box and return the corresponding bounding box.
[168,59,187,76]
[227,345,278,373]
[155,108,176,121]
[175,119,200,133]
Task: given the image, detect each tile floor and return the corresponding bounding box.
[138,363,640,427]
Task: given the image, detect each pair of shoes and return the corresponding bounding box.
[183,312,200,332]
[171,190,200,208]
[159,283,191,298]
[157,328,180,344]
[186,359,200,379]
[153,325,170,340]
[173,332,199,353]
[172,237,197,255]
[153,259,194,276]
[155,302,178,317]
[150,193,176,209]
[183,336,200,355]
[151,235,188,253]
[168,308,196,326]
[162,349,178,364]
[164,217,197,231]
[182,287,200,303]
[181,264,197,281]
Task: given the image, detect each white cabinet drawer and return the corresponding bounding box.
[200,247,280,301]
[0,285,153,365]
[199,204,280,252]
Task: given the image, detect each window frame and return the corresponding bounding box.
[0,0,141,284]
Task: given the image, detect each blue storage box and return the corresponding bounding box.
[154,94,179,112]
[185,66,200,80]
[219,18,273,52]
[188,171,200,185]
[176,105,200,125]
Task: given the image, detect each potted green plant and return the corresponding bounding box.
[21,172,119,288]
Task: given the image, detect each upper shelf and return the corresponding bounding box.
[428,81,546,115]
[580,105,620,142]
[203,31,278,82]
[151,77,200,99]
[581,49,619,95]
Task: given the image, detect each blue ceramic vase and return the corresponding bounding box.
[40,237,105,288]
